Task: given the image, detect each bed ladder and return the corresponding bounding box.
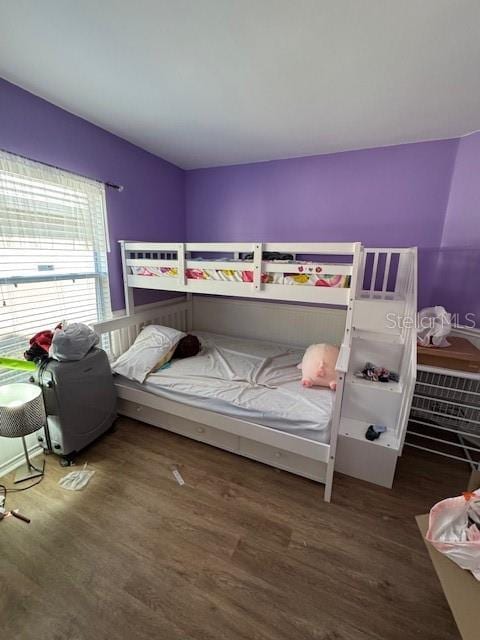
[335,248,417,487]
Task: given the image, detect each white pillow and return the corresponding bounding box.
[112,324,185,383]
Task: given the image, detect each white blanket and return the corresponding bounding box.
[137,332,334,443]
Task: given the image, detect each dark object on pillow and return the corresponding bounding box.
[173,334,201,360]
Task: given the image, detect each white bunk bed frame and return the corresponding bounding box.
[94,242,417,501]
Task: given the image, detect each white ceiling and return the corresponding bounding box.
[1,1,479,169]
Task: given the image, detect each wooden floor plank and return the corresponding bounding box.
[0,417,466,639]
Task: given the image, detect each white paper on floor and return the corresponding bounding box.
[170,465,185,486]
[58,463,95,490]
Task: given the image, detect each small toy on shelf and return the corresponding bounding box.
[355,362,399,384]
[365,424,387,441]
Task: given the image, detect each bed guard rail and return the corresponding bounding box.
[336,343,351,374]
[119,240,362,314]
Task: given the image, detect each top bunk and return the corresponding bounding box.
[120,241,363,308]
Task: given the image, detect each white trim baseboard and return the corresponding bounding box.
[0,443,43,479]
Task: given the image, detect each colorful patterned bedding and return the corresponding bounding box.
[132,265,350,287]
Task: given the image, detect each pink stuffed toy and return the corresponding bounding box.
[297,343,339,390]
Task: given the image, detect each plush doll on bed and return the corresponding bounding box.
[297,343,339,390]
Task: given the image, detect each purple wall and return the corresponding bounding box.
[185,140,458,248]
[185,140,459,310]
[0,77,185,311]
[430,133,480,324]
[1,76,478,324]
[442,132,480,249]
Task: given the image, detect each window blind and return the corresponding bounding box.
[0,150,111,383]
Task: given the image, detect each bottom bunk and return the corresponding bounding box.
[94,298,347,501]
[116,331,334,442]
[112,331,336,496]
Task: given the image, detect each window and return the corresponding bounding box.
[0,150,111,383]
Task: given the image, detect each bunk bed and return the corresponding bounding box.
[94,242,417,501]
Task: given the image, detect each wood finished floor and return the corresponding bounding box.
[0,417,468,640]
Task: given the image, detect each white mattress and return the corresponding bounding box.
[121,332,334,443]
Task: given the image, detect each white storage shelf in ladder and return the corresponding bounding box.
[335,248,418,488]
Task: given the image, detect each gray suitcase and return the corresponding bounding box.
[33,348,117,462]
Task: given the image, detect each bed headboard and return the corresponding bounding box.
[192,296,346,347]
[93,295,346,359]
[94,298,191,360]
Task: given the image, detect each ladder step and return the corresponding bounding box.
[347,373,403,394]
[352,328,404,344]
[339,418,401,449]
